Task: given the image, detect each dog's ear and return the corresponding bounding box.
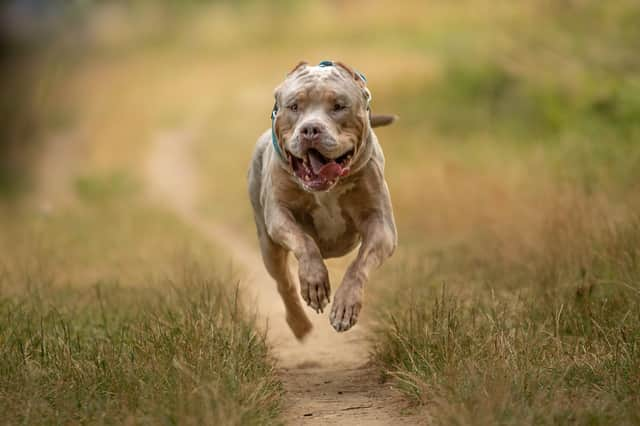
[287,61,309,76]
[334,61,367,88]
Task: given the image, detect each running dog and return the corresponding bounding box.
[248,60,397,339]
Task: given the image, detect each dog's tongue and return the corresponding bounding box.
[308,150,345,181]
[308,150,326,174]
[319,162,344,180]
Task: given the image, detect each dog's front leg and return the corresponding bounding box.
[266,206,330,313]
[330,214,397,331]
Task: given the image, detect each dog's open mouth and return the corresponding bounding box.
[287,148,353,191]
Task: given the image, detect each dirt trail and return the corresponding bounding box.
[146,129,419,425]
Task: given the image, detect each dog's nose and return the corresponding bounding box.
[300,122,323,141]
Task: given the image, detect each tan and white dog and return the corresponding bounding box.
[248,61,397,339]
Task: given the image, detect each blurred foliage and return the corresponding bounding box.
[74,171,138,202]
[401,62,640,141]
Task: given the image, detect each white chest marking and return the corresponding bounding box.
[311,184,354,243]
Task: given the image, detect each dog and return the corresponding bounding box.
[248,60,397,339]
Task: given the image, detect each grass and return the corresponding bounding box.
[0,277,281,425]
[376,206,640,424]
[373,200,640,425]
[0,187,282,424]
[366,2,640,424]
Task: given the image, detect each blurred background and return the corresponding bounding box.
[1,0,639,281]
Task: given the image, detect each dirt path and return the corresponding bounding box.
[146,129,420,425]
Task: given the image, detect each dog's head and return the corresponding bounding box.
[272,61,372,192]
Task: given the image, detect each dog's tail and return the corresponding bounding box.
[370,114,398,128]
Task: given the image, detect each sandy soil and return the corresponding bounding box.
[145,128,423,425]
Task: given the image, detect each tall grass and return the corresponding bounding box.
[374,208,640,425]
[0,191,282,424]
[0,273,281,425]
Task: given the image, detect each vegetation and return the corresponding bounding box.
[374,209,640,424]
[368,1,640,424]
[0,198,281,424]
[0,280,280,425]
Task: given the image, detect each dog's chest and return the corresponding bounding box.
[310,184,354,244]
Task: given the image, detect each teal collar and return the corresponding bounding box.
[270,60,369,163]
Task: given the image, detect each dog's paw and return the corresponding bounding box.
[298,259,331,313]
[330,283,363,332]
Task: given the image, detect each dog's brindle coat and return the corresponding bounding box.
[248,62,397,339]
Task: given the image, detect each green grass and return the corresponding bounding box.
[373,211,640,425]
[74,171,139,202]
[394,61,640,142]
[0,276,281,425]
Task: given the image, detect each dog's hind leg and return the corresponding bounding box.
[259,237,312,340]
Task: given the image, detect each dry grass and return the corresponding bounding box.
[0,195,281,424]
[373,199,640,425]
[0,277,281,425]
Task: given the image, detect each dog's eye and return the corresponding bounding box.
[288,103,298,112]
[333,103,346,112]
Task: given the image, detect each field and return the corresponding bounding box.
[1,1,639,424]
